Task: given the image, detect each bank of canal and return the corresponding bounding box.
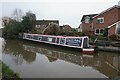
[1,38,120,78]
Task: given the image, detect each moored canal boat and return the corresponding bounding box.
[22,33,94,54]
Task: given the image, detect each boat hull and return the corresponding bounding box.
[82,48,94,54]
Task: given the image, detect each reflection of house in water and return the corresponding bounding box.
[46,56,57,62]
[22,44,120,78]
[94,53,120,78]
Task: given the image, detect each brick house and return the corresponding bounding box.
[93,5,120,36]
[35,20,59,34]
[81,14,98,35]
[60,24,73,32]
[108,21,120,37]
[81,5,120,37]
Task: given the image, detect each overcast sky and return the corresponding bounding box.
[0,0,120,28]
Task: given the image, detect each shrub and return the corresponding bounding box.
[109,34,118,41]
[42,22,60,35]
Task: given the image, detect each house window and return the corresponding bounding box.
[85,16,90,23]
[116,27,120,35]
[100,29,104,34]
[96,29,99,34]
[97,17,104,23]
[95,29,104,35]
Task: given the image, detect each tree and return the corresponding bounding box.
[103,26,110,40]
[12,9,23,22]
[21,11,36,33]
[42,22,60,35]
[2,18,21,38]
[2,11,37,38]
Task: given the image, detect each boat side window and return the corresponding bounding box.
[48,37,53,42]
[30,36,33,39]
[56,38,59,43]
[83,38,89,48]
[26,35,31,38]
[66,38,82,46]
[79,38,82,46]
[60,38,65,45]
[33,36,38,40]
[66,38,71,45]
[52,37,56,43]
[42,36,48,41]
[38,36,42,40]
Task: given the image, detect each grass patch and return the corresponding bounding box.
[0,60,20,78]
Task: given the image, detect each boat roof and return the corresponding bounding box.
[24,33,88,38]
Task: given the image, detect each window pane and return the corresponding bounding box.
[97,18,104,23]
[85,16,90,23]
[85,19,89,23]
[117,28,120,34]
[100,29,104,34]
[96,29,99,33]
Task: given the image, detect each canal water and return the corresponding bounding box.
[0,37,120,78]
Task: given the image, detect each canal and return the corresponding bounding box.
[0,37,120,78]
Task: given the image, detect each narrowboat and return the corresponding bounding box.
[22,33,94,54]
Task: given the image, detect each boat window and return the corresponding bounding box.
[42,36,48,41]
[33,36,38,40]
[60,38,65,45]
[38,36,42,40]
[66,38,82,46]
[52,37,56,43]
[26,35,31,38]
[83,38,89,48]
[56,38,59,43]
[48,37,53,42]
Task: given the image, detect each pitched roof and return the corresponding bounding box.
[108,21,120,28]
[93,5,120,18]
[36,20,59,25]
[81,14,98,22]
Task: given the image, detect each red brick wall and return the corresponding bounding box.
[119,8,120,21]
[82,22,93,35]
[93,7,120,35]
[108,24,116,36]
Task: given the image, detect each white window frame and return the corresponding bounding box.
[95,28,104,35]
[97,17,104,23]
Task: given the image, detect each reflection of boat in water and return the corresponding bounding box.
[22,43,120,78]
[23,44,94,66]
[21,33,94,54]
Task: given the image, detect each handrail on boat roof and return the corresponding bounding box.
[23,33,89,38]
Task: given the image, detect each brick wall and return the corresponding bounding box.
[93,7,120,35]
[108,24,116,36]
[93,7,119,28]
[82,22,93,35]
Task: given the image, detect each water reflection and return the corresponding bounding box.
[22,43,120,78]
[4,39,36,64]
[1,38,120,78]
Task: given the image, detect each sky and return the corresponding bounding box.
[0,0,120,28]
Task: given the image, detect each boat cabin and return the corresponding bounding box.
[22,33,90,49]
